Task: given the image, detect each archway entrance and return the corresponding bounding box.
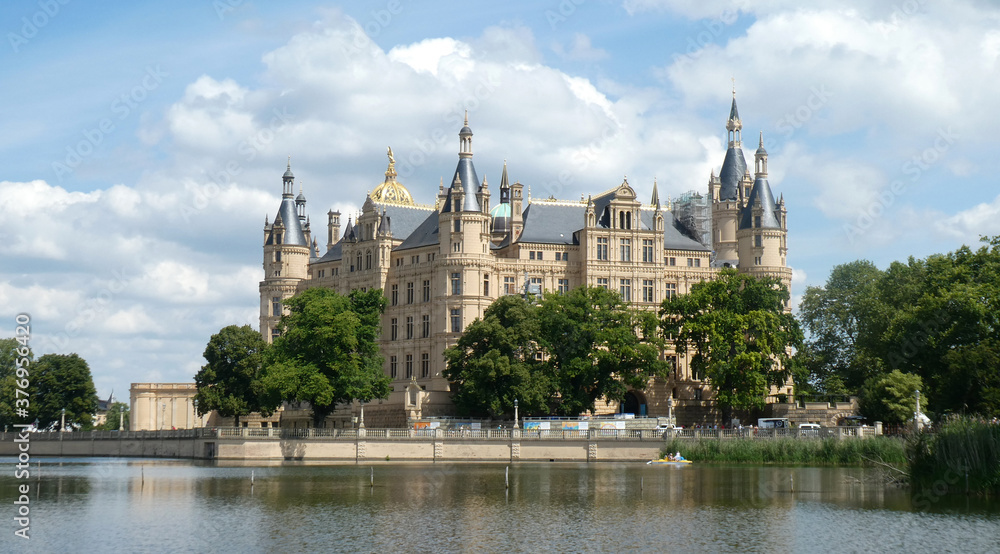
[620,390,647,416]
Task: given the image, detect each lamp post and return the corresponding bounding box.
[61,407,66,433]
[193,398,199,430]
[359,401,365,430]
[914,389,921,431]
[513,399,519,429]
[667,396,674,427]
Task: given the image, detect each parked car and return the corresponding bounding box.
[800,423,821,436]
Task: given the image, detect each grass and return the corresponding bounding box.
[908,416,1000,495]
[661,436,907,466]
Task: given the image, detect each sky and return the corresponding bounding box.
[2,0,998,401]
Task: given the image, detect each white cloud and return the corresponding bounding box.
[553,33,610,61]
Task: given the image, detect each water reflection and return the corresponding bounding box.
[0,458,996,552]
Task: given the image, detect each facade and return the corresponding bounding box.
[259,96,791,428]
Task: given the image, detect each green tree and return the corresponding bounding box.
[0,338,33,429]
[859,369,923,425]
[33,353,98,430]
[537,286,665,416]
[660,269,802,424]
[444,295,551,418]
[96,401,130,431]
[194,324,274,427]
[797,260,885,394]
[268,288,391,426]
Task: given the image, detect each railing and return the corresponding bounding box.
[0,426,882,442]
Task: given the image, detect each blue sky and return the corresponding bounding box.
[2,0,998,400]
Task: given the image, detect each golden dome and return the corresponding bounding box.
[370,146,414,205]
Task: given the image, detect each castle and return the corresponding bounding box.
[259,93,791,428]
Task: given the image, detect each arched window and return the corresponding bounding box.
[619,211,625,229]
[356,252,362,271]
[626,211,632,229]
[365,250,372,269]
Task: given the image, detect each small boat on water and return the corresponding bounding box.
[647,457,692,465]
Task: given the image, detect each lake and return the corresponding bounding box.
[2,458,998,552]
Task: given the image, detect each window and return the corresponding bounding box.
[407,282,414,304]
[428,253,435,262]
[423,280,431,302]
[555,252,561,261]
[530,277,542,292]
[483,274,490,296]
[396,258,403,266]
[665,283,677,300]
[356,252,362,271]
[422,314,430,338]
[694,258,701,267]
[642,239,654,262]
[272,297,281,317]
[450,309,461,333]
[412,255,419,264]
[642,280,654,302]
[406,316,413,340]
[391,284,398,306]
[667,257,676,266]
[529,251,535,260]
[687,258,695,267]
[694,388,703,401]
[275,251,281,262]
[754,215,761,228]
[451,273,461,295]
[275,233,282,245]
[558,279,570,293]
[620,279,631,302]
[536,251,543,260]
[406,354,413,379]
[365,250,372,269]
[390,356,397,379]
[504,276,516,294]
[454,219,461,232]
[271,329,280,342]
[597,277,608,289]
[597,237,608,260]
[452,242,462,252]
[620,239,631,262]
[390,318,398,341]
[421,353,430,378]
[562,253,568,262]
[755,256,762,265]
[755,235,763,247]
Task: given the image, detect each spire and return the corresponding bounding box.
[451,115,481,211]
[754,131,768,177]
[651,178,660,208]
[282,156,295,197]
[726,82,742,147]
[499,160,510,204]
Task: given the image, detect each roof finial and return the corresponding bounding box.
[759,130,763,147]
[732,76,736,98]
[464,110,468,126]
[287,155,291,170]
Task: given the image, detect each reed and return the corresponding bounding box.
[907,416,1000,495]
[661,436,907,466]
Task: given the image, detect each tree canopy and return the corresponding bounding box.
[194,324,275,427]
[538,286,665,416]
[445,287,665,418]
[267,287,391,425]
[796,237,1000,419]
[32,353,98,430]
[859,370,923,426]
[0,338,32,429]
[444,295,550,418]
[660,269,802,423]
